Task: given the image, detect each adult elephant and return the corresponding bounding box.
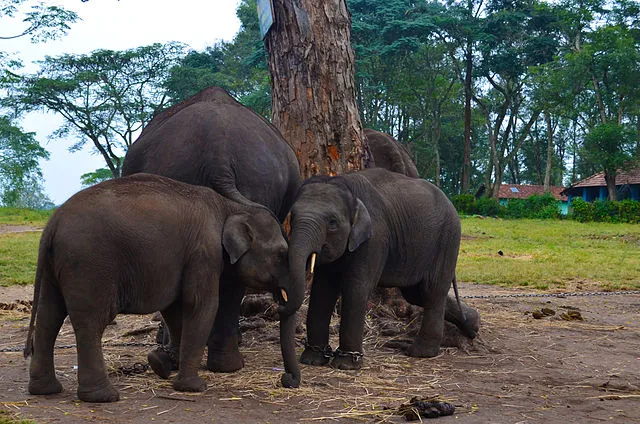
[122,87,302,374]
[287,168,476,369]
[24,174,301,403]
[364,128,419,178]
[122,86,300,222]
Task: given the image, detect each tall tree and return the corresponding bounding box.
[263,0,367,178]
[0,116,51,207]
[6,43,185,178]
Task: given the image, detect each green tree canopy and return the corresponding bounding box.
[5,42,186,178]
[0,116,52,208]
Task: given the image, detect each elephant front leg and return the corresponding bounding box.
[206,279,245,373]
[300,273,340,366]
[172,266,219,393]
[332,280,370,370]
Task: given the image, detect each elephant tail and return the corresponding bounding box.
[451,277,478,339]
[24,228,54,359]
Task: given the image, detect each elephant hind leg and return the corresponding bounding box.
[406,278,448,358]
[69,307,119,402]
[148,302,182,379]
[28,278,66,395]
[400,284,424,307]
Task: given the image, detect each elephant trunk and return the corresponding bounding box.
[279,312,300,388]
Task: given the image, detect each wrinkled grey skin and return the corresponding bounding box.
[122,87,303,375]
[364,129,479,333]
[24,174,301,403]
[288,168,470,370]
[122,86,300,222]
[364,129,419,178]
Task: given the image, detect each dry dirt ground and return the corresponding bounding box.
[1,282,639,424]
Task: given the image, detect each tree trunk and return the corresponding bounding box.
[604,170,618,201]
[543,112,553,192]
[461,37,473,193]
[264,0,368,178]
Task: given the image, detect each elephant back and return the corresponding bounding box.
[363,129,419,178]
[122,87,300,221]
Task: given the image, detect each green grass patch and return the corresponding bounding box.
[0,210,639,292]
[458,217,640,291]
[0,207,53,227]
[0,232,42,287]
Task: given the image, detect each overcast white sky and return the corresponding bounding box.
[3,0,243,205]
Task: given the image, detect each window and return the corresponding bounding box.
[510,187,519,193]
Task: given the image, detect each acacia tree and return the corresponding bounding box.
[263,0,368,178]
[7,43,185,178]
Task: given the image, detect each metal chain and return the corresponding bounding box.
[461,290,640,300]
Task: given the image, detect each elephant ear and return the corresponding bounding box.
[222,214,252,264]
[348,198,372,252]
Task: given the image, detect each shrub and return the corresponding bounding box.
[569,198,640,223]
[475,196,502,217]
[451,194,476,215]
[503,193,560,219]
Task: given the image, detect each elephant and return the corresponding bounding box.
[364,129,479,334]
[121,86,302,372]
[122,86,300,222]
[287,168,475,370]
[24,174,302,403]
[364,128,419,178]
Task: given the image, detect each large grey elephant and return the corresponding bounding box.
[121,87,302,375]
[24,174,301,403]
[122,86,300,222]
[364,128,419,178]
[288,168,475,370]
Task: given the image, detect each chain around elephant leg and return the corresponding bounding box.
[299,338,333,366]
[147,344,179,379]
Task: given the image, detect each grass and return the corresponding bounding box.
[0,207,53,226]
[458,217,640,291]
[0,207,638,291]
[0,232,42,287]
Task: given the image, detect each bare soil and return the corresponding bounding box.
[1,283,638,423]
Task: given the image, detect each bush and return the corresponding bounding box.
[451,194,476,215]
[502,193,560,219]
[570,198,640,223]
[475,196,502,217]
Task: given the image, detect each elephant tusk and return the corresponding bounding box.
[310,252,316,275]
[280,288,288,303]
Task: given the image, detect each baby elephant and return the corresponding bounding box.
[24,174,300,403]
[288,168,469,369]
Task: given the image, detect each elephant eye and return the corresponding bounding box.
[328,218,339,231]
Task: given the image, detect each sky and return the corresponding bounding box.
[3,0,243,205]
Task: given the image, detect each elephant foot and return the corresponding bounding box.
[28,375,63,395]
[172,375,207,392]
[147,346,179,379]
[77,382,119,403]
[407,341,440,358]
[331,348,364,370]
[299,345,332,367]
[206,350,244,373]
